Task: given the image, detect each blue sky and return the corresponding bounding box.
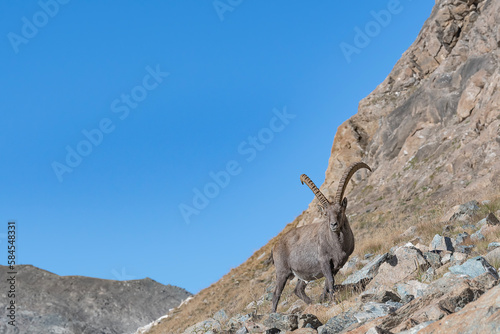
[0,0,434,293]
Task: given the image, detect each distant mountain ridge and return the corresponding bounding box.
[0,265,191,334]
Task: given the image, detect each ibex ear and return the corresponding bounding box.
[341,197,348,208]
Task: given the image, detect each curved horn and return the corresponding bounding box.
[300,174,330,207]
[334,162,372,204]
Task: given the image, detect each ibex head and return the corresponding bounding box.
[300,162,372,233]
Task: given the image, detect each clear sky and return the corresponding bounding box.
[0,0,434,294]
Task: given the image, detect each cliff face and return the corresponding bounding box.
[300,0,500,225]
[150,1,500,332]
[0,265,191,334]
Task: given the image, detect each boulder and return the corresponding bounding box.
[454,232,471,246]
[423,251,442,268]
[397,321,434,334]
[449,201,480,221]
[448,256,499,279]
[487,242,500,250]
[361,289,401,303]
[183,318,221,334]
[342,253,389,286]
[353,302,402,323]
[396,280,429,299]
[418,285,500,333]
[318,312,357,334]
[297,314,322,329]
[263,313,298,332]
[486,212,500,225]
[365,246,429,292]
[429,234,454,252]
[484,247,500,269]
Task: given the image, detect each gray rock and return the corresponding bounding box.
[353,302,401,322]
[236,327,249,334]
[455,245,474,254]
[400,294,415,304]
[319,312,357,334]
[421,267,436,283]
[471,230,485,241]
[451,200,480,221]
[449,256,499,279]
[455,232,471,246]
[396,280,429,298]
[298,314,323,329]
[397,321,434,334]
[484,247,500,269]
[423,251,442,268]
[476,218,487,228]
[342,253,389,285]
[184,319,221,334]
[213,309,228,324]
[361,289,401,303]
[487,242,500,250]
[430,234,454,252]
[265,329,281,334]
[486,212,500,225]
[263,313,298,332]
[364,253,375,259]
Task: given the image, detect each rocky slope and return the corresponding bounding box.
[0,265,191,334]
[149,0,500,332]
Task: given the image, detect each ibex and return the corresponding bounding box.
[271,162,371,312]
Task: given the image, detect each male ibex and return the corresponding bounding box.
[271,162,371,312]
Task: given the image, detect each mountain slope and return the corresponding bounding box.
[152,0,500,332]
[0,265,191,334]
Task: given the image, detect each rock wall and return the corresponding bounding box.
[298,0,500,226]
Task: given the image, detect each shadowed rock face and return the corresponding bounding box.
[297,0,500,226]
[0,265,191,334]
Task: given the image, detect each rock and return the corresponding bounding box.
[470,230,485,241]
[451,252,468,265]
[476,218,487,228]
[421,267,436,283]
[286,300,307,314]
[450,201,480,221]
[423,251,442,268]
[486,212,500,225]
[184,318,221,334]
[400,294,415,304]
[414,243,429,253]
[375,274,487,332]
[448,256,499,279]
[455,244,474,254]
[298,314,322,329]
[263,314,298,332]
[454,232,471,246]
[441,252,452,265]
[354,302,401,323]
[213,309,229,324]
[342,253,389,285]
[429,234,454,252]
[265,329,281,334]
[364,253,375,260]
[365,327,392,334]
[289,329,317,334]
[484,247,500,269]
[318,312,357,334]
[396,280,429,299]
[488,242,500,250]
[365,246,429,292]
[235,327,249,334]
[397,321,434,334]
[361,289,401,303]
[418,285,500,334]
